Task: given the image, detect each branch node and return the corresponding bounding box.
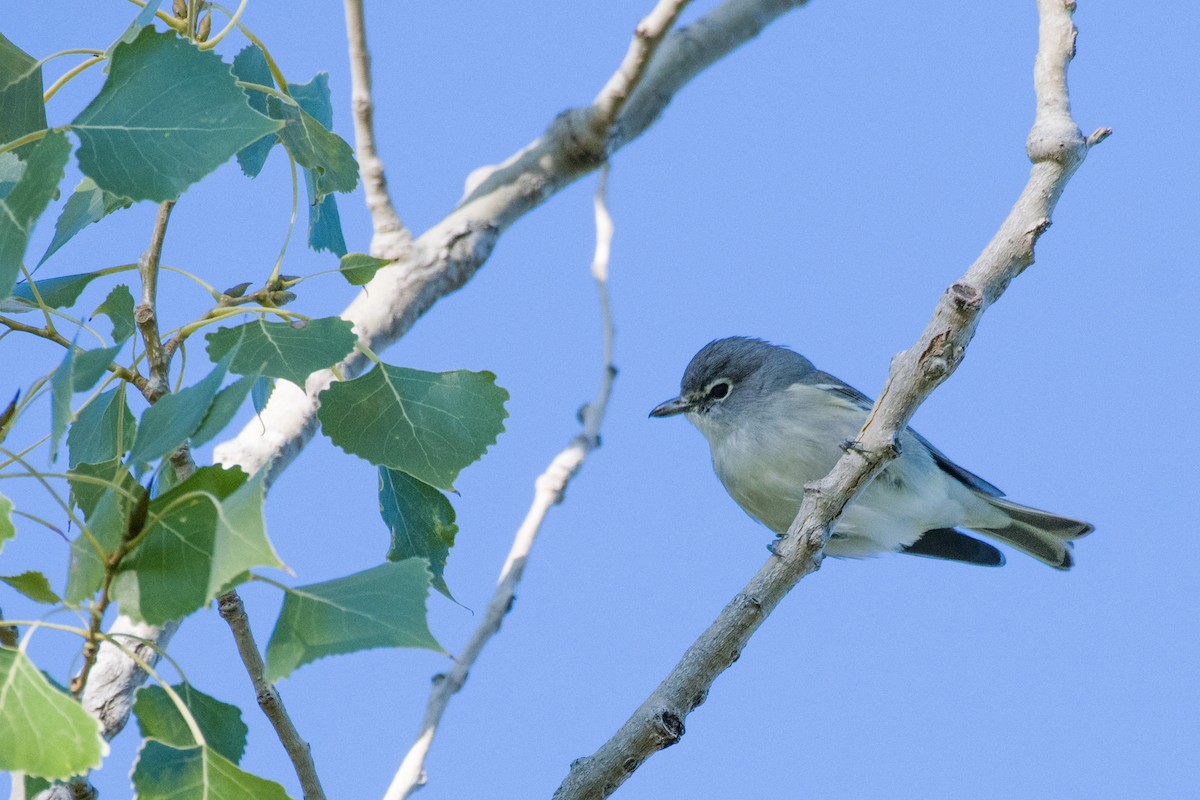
[948,281,983,312]
[652,709,685,747]
[1086,127,1113,147]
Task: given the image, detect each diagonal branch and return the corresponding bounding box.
[218,591,326,800]
[551,1,1110,797]
[342,0,412,261]
[383,165,618,800]
[214,0,809,483]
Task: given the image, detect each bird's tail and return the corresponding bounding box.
[970,496,1094,570]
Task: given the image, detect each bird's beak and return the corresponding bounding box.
[649,396,693,418]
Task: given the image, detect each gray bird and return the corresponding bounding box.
[650,337,1093,568]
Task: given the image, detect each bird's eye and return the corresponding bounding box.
[707,381,730,400]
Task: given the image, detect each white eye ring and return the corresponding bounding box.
[706,380,731,400]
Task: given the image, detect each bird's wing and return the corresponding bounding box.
[809,371,1005,498]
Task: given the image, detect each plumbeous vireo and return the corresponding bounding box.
[650,337,1092,568]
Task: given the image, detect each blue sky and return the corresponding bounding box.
[3,2,1198,798]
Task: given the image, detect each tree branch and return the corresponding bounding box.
[214,0,808,483]
[218,590,326,800]
[135,200,175,401]
[342,0,412,261]
[383,165,618,800]
[551,1,1109,796]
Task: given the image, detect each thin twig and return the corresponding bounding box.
[136,200,175,401]
[588,0,693,149]
[551,2,1108,796]
[384,164,619,800]
[342,0,412,260]
[218,590,327,800]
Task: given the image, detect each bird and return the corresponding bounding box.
[649,337,1093,569]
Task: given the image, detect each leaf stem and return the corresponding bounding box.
[43,56,106,103]
[0,127,50,157]
[198,0,248,50]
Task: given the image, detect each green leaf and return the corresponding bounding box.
[132,740,290,800]
[2,270,105,314]
[0,131,69,301]
[129,354,230,464]
[339,252,391,286]
[0,647,108,778]
[67,385,136,468]
[289,75,349,256]
[0,34,48,158]
[380,469,457,599]
[92,283,135,343]
[111,467,282,625]
[318,364,508,491]
[67,459,136,518]
[191,372,258,448]
[307,191,346,256]
[39,178,133,265]
[72,28,282,202]
[65,482,130,604]
[268,99,357,200]
[251,376,274,415]
[134,684,247,764]
[265,559,442,683]
[1,571,60,604]
[72,344,123,393]
[109,2,164,54]
[0,492,14,556]
[49,341,75,459]
[205,317,356,388]
[230,45,276,178]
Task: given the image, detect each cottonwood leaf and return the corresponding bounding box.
[230,45,276,178]
[132,740,289,800]
[0,132,69,301]
[72,27,282,202]
[1,571,59,604]
[134,684,247,764]
[205,317,356,387]
[129,353,230,464]
[49,342,75,459]
[67,386,136,468]
[307,190,346,256]
[72,345,123,393]
[251,376,274,415]
[318,364,508,491]
[191,372,258,448]
[93,284,135,343]
[65,483,130,604]
[290,75,348,255]
[67,459,136,519]
[39,178,132,265]
[264,559,442,683]
[380,468,457,599]
[0,647,108,778]
[338,252,390,286]
[3,270,105,314]
[0,34,47,158]
[268,99,357,200]
[0,492,13,556]
[111,467,282,625]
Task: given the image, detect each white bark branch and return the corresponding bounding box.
[343,0,412,261]
[213,0,809,482]
[384,165,618,800]
[550,1,1109,797]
